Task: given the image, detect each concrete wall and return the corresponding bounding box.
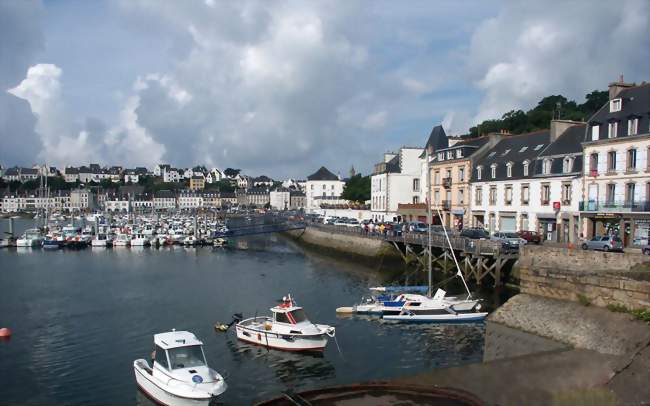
[286,226,399,260]
[519,245,650,310]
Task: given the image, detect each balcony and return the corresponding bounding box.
[442,177,452,189]
[579,200,650,212]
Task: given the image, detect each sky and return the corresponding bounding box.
[1,0,649,179]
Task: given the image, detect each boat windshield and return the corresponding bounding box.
[289,309,308,323]
[167,345,206,369]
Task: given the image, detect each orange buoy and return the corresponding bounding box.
[0,328,12,338]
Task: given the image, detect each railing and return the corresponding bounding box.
[579,200,650,212]
[307,222,504,256]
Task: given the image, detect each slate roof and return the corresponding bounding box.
[154,190,175,198]
[21,168,38,175]
[586,83,650,141]
[307,166,339,181]
[431,136,490,164]
[4,167,19,176]
[65,167,79,174]
[420,125,449,158]
[539,125,585,157]
[471,130,550,182]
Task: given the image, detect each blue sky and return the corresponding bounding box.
[2,0,648,178]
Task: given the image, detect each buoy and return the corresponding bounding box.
[335,307,355,314]
[0,328,12,338]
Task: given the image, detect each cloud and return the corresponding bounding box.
[468,0,650,123]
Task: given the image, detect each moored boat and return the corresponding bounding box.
[133,330,227,405]
[16,229,44,247]
[235,295,335,352]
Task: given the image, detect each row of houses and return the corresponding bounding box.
[367,79,650,247]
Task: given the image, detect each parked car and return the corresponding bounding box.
[345,219,360,228]
[460,228,490,240]
[581,235,624,252]
[491,232,527,250]
[411,222,428,233]
[518,230,542,245]
[640,244,650,255]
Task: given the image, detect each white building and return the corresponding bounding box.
[104,195,130,212]
[206,168,223,183]
[163,168,181,183]
[154,191,177,210]
[154,164,171,177]
[270,189,291,210]
[370,148,423,222]
[64,167,80,183]
[305,166,345,211]
[581,81,650,247]
[70,189,94,211]
[177,191,203,210]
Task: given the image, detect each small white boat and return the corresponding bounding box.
[235,295,335,352]
[131,233,151,247]
[16,229,44,247]
[183,236,197,246]
[381,289,487,323]
[91,234,112,247]
[133,330,227,405]
[113,233,131,247]
[213,237,227,247]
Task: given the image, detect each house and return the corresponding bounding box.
[104,194,131,212]
[253,175,274,188]
[371,147,423,222]
[131,194,154,211]
[64,167,80,183]
[236,188,269,208]
[163,168,181,183]
[219,192,237,208]
[290,191,306,210]
[580,80,650,247]
[154,164,171,177]
[235,174,251,189]
[70,188,95,211]
[2,167,21,182]
[189,175,205,191]
[154,190,176,210]
[206,168,223,183]
[177,190,203,210]
[270,189,291,210]
[428,134,500,229]
[123,169,141,183]
[305,166,345,211]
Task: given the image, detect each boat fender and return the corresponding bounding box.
[0,328,12,338]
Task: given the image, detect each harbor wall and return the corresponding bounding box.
[285,226,400,261]
[518,245,650,310]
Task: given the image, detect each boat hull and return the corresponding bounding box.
[235,324,329,352]
[134,361,219,406]
[382,312,488,323]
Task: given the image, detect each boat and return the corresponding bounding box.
[16,229,44,247]
[133,330,227,405]
[234,294,335,352]
[91,234,112,247]
[113,233,131,247]
[43,237,64,250]
[131,233,151,247]
[183,235,197,247]
[213,237,228,247]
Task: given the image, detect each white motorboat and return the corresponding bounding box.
[235,295,335,352]
[113,233,131,247]
[133,330,227,406]
[91,234,112,247]
[16,229,44,247]
[213,237,227,247]
[381,288,487,322]
[183,236,197,246]
[131,233,151,247]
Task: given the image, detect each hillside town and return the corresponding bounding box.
[2,79,649,248]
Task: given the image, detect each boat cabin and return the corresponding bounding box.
[270,296,309,325]
[153,330,208,372]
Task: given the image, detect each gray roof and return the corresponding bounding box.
[586,83,650,141]
[307,166,339,181]
[420,125,449,157]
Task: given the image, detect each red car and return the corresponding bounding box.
[517,230,542,244]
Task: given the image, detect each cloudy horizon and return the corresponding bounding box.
[1,0,648,178]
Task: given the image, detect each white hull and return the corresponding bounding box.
[131,238,150,246]
[16,238,42,247]
[91,240,109,247]
[134,361,218,406]
[383,312,488,323]
[235,318,330,352]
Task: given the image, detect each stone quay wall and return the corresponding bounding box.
[285,226,399,261]
[519,245,650,310]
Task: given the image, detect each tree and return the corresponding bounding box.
[341,174,370,203]
[214,180,235,192]
[580,90,608,116]
[223,168,240,178]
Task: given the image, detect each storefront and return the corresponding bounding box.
[451,208,465,230]
[471,211,485,228]
[537,213,558,242]
[498,212,516,232]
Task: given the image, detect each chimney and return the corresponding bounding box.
[608,75,635,100]
[550,119,582,143]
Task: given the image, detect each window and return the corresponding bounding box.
[523,160,530,176]
[628,118,639,135]
[413,178,420,192]
[434,171,440,185]
[606,184,616,205]
[506,163,513,178]
[519,146,528,153]
[438,152,444,161]
[488,152,496,158]
[475,187,482,205]
[589,153,599,173]
[505,185,512,205]
[627,149,637,171]
[456,149,463,158]
[434,190,440,204]
[502,149,511,156]
[610,98,622,112]
[563,157,573,173]
[489,186,497,205]
[458,189,464,205]
[275,312,292,323]
[543,159,552,175]
[541,184,550,205]
[168,345,206,370]
[608,121,618,138]
[625,183,636,206]
[412,196,419,204]
[447,151,453,159]
[562,183,571,204]
[607,151,617,172]
[491,164,497,179]
[477,166,482,180]
[446,169,452,179]
[521,184,530,205]
[289,309,307,323]
[155,345,169,369]
[310,184,314,190]
[591,125,600,141]
[458,167,465,182]
[534,144,544,151]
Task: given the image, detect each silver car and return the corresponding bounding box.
[491,232,527,250]
[581,235,624,252]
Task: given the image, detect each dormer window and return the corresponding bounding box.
[456,149,463,158]
[610,98,622,113]
[563,157,573,173]
[506,162,513,178]
[534,144,544,151]
[628,118,639,135]
[490,164,497,179]
[608,121,618,138]
[502,149,511,156]
[543,159,552,175]
[488,152,496,158]
[477,166,483,180]
[438,152,444,161]
[523,160,530,176]
[591,124,600,141]
[519,146,528,153]
[447,151,453,159]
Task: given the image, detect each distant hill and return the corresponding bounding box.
[462,90,608,138]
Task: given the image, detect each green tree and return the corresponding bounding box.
[223,168,240,178]
[341,174,370,202]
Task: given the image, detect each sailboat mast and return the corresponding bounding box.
[435,206,472,299]
[426,148,432,298]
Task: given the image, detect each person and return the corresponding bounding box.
[379,223,385,234]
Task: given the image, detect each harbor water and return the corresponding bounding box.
[0,219,486,405]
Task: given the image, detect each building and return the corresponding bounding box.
[253,175,274,188]
[270,189,291,210]
[154,164,171,177]
[2,167,39,183]
[370,147,423,222]
[70,188,95,211]
[305,166,345,211]
[290,191,306,210]
[123,167,147,183]
[64,167,80,183]
[104,194,131,212]
[235,174,251,189]
[236,188,270,208]
[154,190,176,210]
[177,190,203,210]
[189,175,205,191]
[163,168,181,183]
[206,168,223,183]
[429,135,498,229]
[580,81,650,247]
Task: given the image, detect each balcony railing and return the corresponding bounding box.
[579,200,650,212]
[442,177,452,189]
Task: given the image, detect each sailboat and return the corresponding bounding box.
[381,149,487,323]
